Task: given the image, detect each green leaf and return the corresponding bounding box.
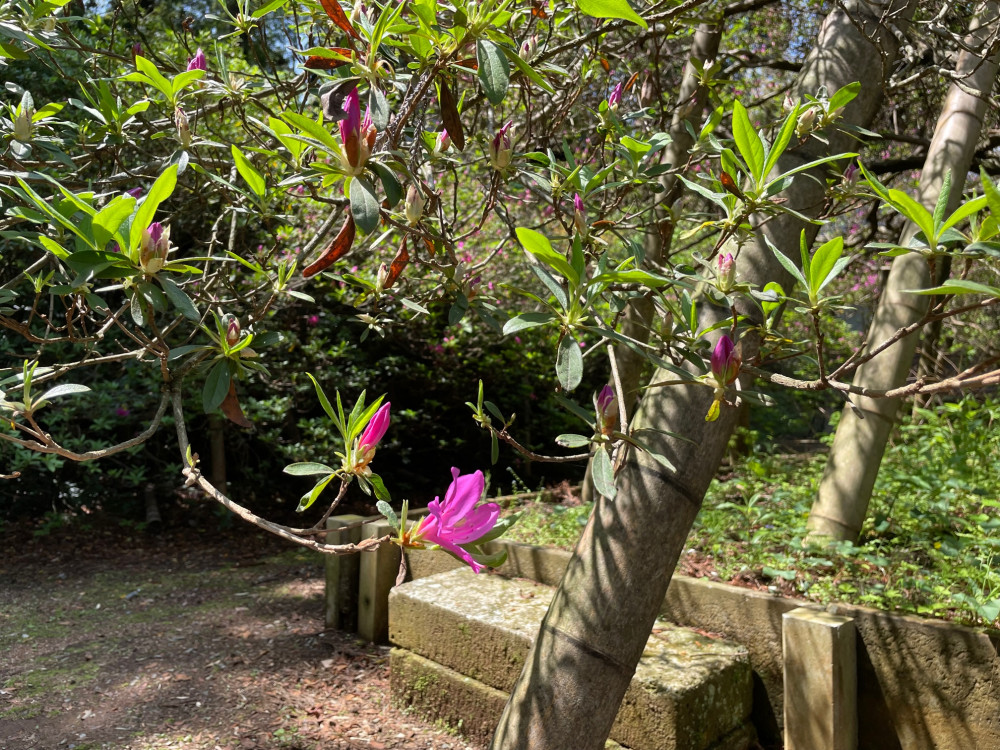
[731,99,764,184]
[592,446,616,499]
[904,279,1000,298]
[376,499,399,531]
[762,106,798,179]
[940,195,988,234]
[503,311,555,335]
[888,188,935,247]
[827,81,861,114]
[556,433,590,448]
[516,227,579,285]
[202,360,231,413]
[37,383,90,401]
[933,170,952,226]
[765,237,808,290]
[350,177,380,234]
[130,165,178,254]
[251,0,290,18]
[808,236,844,299]
[476,40,510,105]
[369,87,391,131]
[159,277,200,321]
[501,45,555,94]
[283,462,337,476]
[297,473,337,513]
[231,145,266,198]
[370,162,402,208]
[369,473,391,502]
[556,335,583,391]
[133,56,174,101]
[577,0,646,28]
[760,281,785,317]
[92,195,136,250]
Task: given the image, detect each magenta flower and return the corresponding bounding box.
[187,48,207,72]
[126,187,143,199]
[338,87,375,174]
[488,120,513,170]
[131,43,143,64]
[595,384,617,435]
[407,469,501,573]
[608,81,624,111]
[710,335,741,386]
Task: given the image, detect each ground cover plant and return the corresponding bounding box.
[505,393,1000,629]
[3,0,1000,746]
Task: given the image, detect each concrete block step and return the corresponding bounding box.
[389,568,755,750]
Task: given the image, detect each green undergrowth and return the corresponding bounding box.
[504,395,1000,630]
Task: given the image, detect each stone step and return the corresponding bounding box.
[389,568,755,750]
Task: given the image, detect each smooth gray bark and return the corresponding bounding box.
[488,3,913,748]
[807,2,1000,542]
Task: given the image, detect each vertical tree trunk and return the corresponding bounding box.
[489,3,912,748]
[582,24,721,504]
[807,2,1000,542]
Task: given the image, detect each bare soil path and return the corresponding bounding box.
[0,519,483,750]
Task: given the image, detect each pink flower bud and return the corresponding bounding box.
[520,35,538,62]
[608,81,624,111]
[596,384,617,435]
[353,402,391,474]
[139,222,169,274]
[488,121,513,170]
[716,252,735,291]
[338,87,375,174]
[437,129,451,152]
[186,48,207,72]
[710,335,741,386]
[573,193,588,237]
[405,184,425,225]
[224,315,241,346]
[175,107,191,148]
[843,161,858,186]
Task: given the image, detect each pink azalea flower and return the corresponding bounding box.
[408,469,500,573]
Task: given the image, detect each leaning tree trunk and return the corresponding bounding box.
[806,1,1000,543]
[489,3,913,748]
[581,23,721,504]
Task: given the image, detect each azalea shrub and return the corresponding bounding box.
[1,0,999,572]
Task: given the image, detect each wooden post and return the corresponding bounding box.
[324,514,365,631]
[783,607,857,750]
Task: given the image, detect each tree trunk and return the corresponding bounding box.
[807,1,1000,543]
[489,3,912,748]
[581,24,721,504]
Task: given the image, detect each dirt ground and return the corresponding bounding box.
[0,518,484,750]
